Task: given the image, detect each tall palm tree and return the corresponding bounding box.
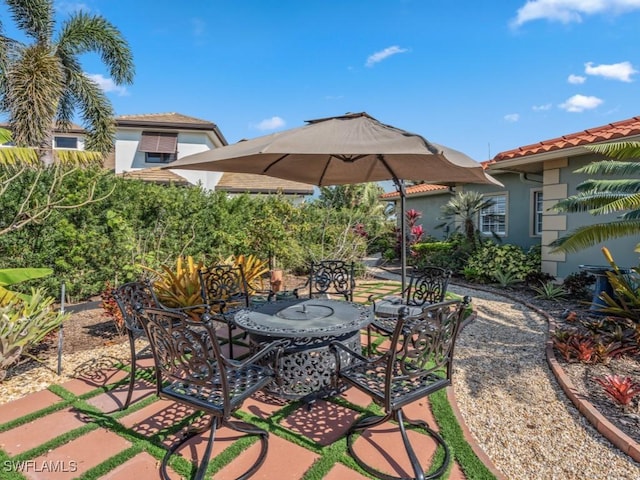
[437,190,495,247]
[550,142,640,253]
[0,0,134,157]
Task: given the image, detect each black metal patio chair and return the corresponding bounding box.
[367,266,452,352]
[331,297,470,480]
[198,263,254,360]
[293,260,356,301]
[139,305,284,480]
[112,281,209,411]
[111,281,158,411]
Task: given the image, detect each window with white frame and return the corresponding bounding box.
[480,194,506,235]
[533,190,543,236]
[54,136,78,149]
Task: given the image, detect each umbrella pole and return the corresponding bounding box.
[393,178,407,293]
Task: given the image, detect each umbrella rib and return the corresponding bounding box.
[262,154,290,175]
[318,156,332,186]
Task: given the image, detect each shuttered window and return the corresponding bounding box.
[138,132,178,154]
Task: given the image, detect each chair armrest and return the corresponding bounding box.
[329,340,370,364]
[231,339,288,370]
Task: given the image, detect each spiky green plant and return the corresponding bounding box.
[0,289,68,381]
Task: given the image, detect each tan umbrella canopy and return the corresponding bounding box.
[165,112,501,289]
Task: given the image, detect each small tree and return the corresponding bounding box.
[436,191,495,250]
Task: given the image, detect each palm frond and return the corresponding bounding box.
[552,192,629,213]
[65,69,115,153]
[57,12,134,84]
[586,142,640,160]
[0,145,40,166]
[550,220,640,253]
[575,160,640,176]
[5,0,54,44]
[577,178,640,194]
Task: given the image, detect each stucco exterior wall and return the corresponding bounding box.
[114,129,223,190]
[403,191,455,240]
[547,154,639,279]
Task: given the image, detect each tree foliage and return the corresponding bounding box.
[0,0,134,154]
[551,142,640,253]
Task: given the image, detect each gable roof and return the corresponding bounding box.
[215,172,314,195]
[381,183,449,200]
[491,116,640,163]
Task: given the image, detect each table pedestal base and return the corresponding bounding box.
[249,331,361,402]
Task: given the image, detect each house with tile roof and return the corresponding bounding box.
[108,113,314,197]
[386,116,640,280]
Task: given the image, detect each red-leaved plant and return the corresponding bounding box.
[594,375,640,408]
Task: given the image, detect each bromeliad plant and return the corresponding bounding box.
[219,254,269,295]
[594,375,640,411]
[142,256,204,309]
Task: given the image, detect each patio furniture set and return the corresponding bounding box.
[112,260,468,480]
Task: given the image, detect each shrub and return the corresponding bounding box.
[562,271,596,301]
[411,241,454,269]
[0,289,69,381]
[466,243,540,284]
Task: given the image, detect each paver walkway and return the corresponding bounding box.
[0,279,482,480]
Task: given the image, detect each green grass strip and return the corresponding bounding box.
[429,389,497,480]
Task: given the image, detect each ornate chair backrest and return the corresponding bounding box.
[113,281,158,333]
[139,306,235,416]
[199,264,250,310]
[405,266,452,306]
[383,298,468,409]
[309,260,356,301]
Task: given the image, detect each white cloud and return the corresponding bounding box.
[253,116,285,131]
[504,113,520,122]
[585,61,637,82]
[510,0,640,27]
[532,103,552,111]
[559,94,603,112]
[365,46,408,67]
[86,73,128,96]
[55,2,90,14]
[568,74,586,84]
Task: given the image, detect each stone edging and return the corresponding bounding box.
[452,282,640,464]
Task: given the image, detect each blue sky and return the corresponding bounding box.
[3,0,640,162]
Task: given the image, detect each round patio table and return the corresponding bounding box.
[234,298,372,402]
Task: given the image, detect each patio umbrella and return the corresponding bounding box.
[165,112,501,290]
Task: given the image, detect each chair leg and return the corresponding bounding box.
[161,415,218,480]
[346,408,450,480]
[227,324,234,360]
[223,418,269,480]
[122,329,137,411]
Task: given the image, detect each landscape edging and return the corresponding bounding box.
[452,281,640,464]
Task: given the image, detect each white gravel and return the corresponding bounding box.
[450,284,640,480]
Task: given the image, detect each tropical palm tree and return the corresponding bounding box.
[550,142,640,253]
[0,0,134,157]
[437,190,495,247]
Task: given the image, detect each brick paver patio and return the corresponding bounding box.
[0,280,476,479]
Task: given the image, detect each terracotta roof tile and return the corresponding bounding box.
[492,115,640,163]
[380,183,448,199]
[215,172,314,195]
